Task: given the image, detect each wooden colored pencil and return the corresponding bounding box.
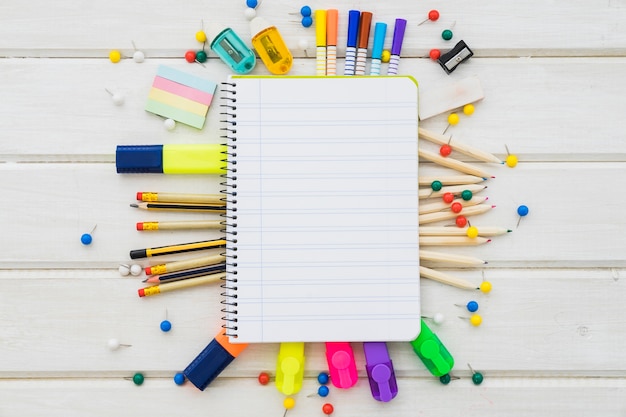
[136,220,223,231]
[145,253,227,276]
[137,192,225,205]
[419,148,494,179]
[418,175,486,186]
[419,196,488,215]
[420,236,491,246]
[419,204,494,225]
[420,226,512,237]
[418,127,503,164]
[419,266,478,290]
[138,272,226,297]
[418,183,486,199]
[419,249,487,266]
[130,202,226,213]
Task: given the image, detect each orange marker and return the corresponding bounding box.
[326,9,338,75]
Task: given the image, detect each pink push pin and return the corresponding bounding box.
[325,342,358,388]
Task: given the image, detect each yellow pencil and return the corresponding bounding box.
[145,253,227,276]
[419,226,512,237]
[418,175,486,186]
[136,192,225,205]
[420,249,487,266]
[419,204,494,225]
[138,272,226,297]
[130,238,227,259]
[419,196,488,215]
[418,183,486,199]
[420,236,491,246]
[130,202,226,213]
[419,148,494,179]
[418,127,503,164]
[419,266,478,290]
[136,220,223,231]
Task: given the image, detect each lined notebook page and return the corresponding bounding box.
[227,76,420,343]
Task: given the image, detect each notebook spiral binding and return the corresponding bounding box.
[219,81,239,338]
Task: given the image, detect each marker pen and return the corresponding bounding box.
[275,342,305,395]
[409,319,454,377]
[369,22,387,75]
[315,9,327,76]
[387,18,407,75]
[343,10,360,75]
[325,342,358,388]
[364,341,398,402]
[184,329,249,390]
[354,11,373,75]
[116,144,226,174]
[326,9,338,75]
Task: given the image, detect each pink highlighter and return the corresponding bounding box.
[325,342,358,388]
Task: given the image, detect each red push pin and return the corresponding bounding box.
[429,49,441,61]
[451,202,463,214]
[442,192,454,204]
[455,215,467,228]
[322,403,334,415]
[418,9,440,25]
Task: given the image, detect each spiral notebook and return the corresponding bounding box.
[221,76,421,343]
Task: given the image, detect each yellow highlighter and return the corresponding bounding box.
[275,342,305,395]
[116,144,226,174]
[315,9,327,75]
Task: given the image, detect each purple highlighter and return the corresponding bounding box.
[363,342,398,402]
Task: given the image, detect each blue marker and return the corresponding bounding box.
[369,22,387,75]
[343,10,360,75]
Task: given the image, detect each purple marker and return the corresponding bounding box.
[363,342,398,402]
[387,18,407,75]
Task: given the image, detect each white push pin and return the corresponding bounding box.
[298,38,310,57]
[130,264,143,276]
[164,118,176,131]
[243,7,257,20]
[105,88,125,106]
[421,312,445,325]
[118,264,131,276]
[107,338,132,351]
[131,41,145,63]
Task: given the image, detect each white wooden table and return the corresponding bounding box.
[1,1,625,415]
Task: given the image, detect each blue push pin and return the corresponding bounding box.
[81,225,97,245]
[301,16,313,27]
[317,371,329,385]
[173,372,186,385]
[517,205,529,228]
[456,300,479,312]
[317,385,329,397]
[246,0,258,8]
[160,309,172,332]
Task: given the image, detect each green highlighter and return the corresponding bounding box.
[409,319,454,377]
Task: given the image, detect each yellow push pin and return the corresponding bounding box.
[505,145,518,168]
[282,397,296,417]
[381,50,391,63]
[442,112,460,135]
[479,271,492,293]
[463,103,475,116]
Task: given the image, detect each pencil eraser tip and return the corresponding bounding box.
[138,288,145,297]
[136,192,143,200]
[136,222,144,231]
[145,267,153,275]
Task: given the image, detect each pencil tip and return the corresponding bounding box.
[491,176,496,179]
[487,239,492,243]
[482,177,488,181]
[130,203,138,208]
[507,229,513,233]
[491,205,496,208]
[141,278,148,282]
[485,196,489,201]
[484,261,489,264]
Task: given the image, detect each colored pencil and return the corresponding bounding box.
[418,175,486,186]
[418,128,503,164]
[419,148,494,179]
[138,272,226,297]
[419,249,487,266]
[145,253,226,275]
[419,204,494,225]
[419,236,491,246]
[419,226,512,237]
[419,266,478,290]
[130,202,226,213]
[130,238,227,259]
[143,263,227,284]
[418,183,486,199]
[419,196,488,215]
[136,220,223,231]
[136,192,224,205]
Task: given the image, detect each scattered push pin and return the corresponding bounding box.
[132,372,145,386]
[421,312,445,325]
[431,180,443,192]
[107,338,132,351]
[109,49,122,63]
[297,6,313,27]
[184,50,205,67]
[467,363,484,385]
[381,49,391,63]
[322,403,334,415]
[455,215,467,228]
[105,89,124,106]
[466,225,479,239]
[418,9,440,25]
[461,189,473,201]
[463,103,475,116]
[317,371,330,385]
[517,204,529,227]
[429,49,441,61]
[317,385,330,397]
[195,50,208,63]
[439,373,460,385]
[439,143,452,157]
[81,225,97,245]
[118,264,131,276]
[160,310,172,332]
[130,264,143,276]
[450,202,463,214]
[460,313,482,327]
[298,38,310,57]
[196,20,207,44]
[164,118,176,131]
[442,113,459,134]
[173,372,186,385]
[442,29,453,41]
[456,300,479,312]
[505,145,518,167]
[244,7,257,20]
[282,397,296,417]
[442,192,454,204]
[479,273,492,294]
[246,0,258,8]
[131,41,145,63]
[258,371,270,385]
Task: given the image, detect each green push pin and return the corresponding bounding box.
[431,180,443,192]
[442,29,453,41]
[439,373,460,385]
[461,189,473,201]
[132,372,145,386]
[467,363,483,385]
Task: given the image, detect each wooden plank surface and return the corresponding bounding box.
[2,0,626,415]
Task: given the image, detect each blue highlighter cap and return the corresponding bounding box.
[347,10,361,47]
[183,337,235,391]
[116,145,164,173]
[371,22,387,59]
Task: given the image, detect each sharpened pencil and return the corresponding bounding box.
[418,128,503,164]
[143,263,227,284]
[136,192,225,205]
[419,196,488,215]
[419,236,491,246]
[419,226,512,237]
[130,203,226,213]
[130,238,227,259]
[418,175,486,186]
[419,204,495,225]
[137,220,223,231]
[145,253,226,275]
[420,249,487,266]
[419,148,494,179]
[418,183,486,199]
[138,272,226,297]
[419,266,478,290]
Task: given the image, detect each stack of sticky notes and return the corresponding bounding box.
[145,65,217,129]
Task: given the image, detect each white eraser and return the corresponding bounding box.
[419,75,484,120]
